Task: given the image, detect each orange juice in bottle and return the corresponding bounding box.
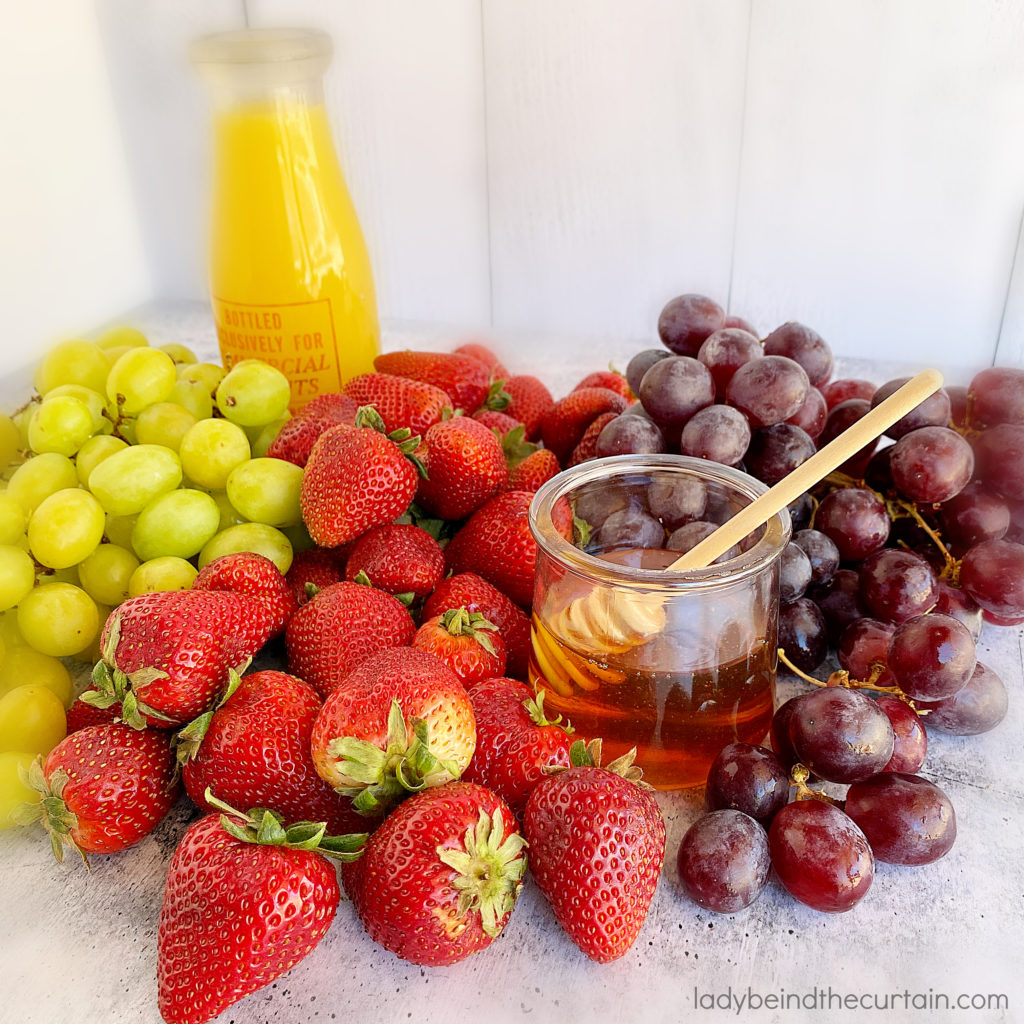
[191,29,379,409]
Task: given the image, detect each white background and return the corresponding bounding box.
[3,0,1024,377]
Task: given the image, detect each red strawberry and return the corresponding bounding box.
[343,372,450,436]
[285,547,344,606]
[504,375,554,440]
[444,491,537,608]
[179,669,365,836]
[524,740,666,962]
[541,387,628,463]
[192,551,297,637]
[23,723,179,862]
[266,393,358,467]
[65,689,118,734]
[454,341,509,379]
[413,608,507,689]
[462,679,573,815]
[472,408,523,436]
[423,571,532,678]
[568,410,619,466]
[157,800,363,1024]
[508,447,561,492]
[86,590,278,729]
[416,416,509,521]
[285,580,416,699]
[375,349,504,414]
[341,781,526,966]
[574,369,633,401]
[310,647,475,814]
[344,523,444,600]
[300,419,419,548]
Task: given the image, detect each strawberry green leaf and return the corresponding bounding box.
[354,406,387,434]
[500,425,537,470]
[484,379,511,412]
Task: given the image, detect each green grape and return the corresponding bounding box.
[199,522,293,575]
[128,556,198,597]
[281,521,314,554]
[7,453,78,513]
[43,384,107,431]
[0,494,27,545]
[17,583,99,657]
[0,646,73,706]
[215,360,291,427]
[106,348,176,415]
[177,361,226,392]
[132,489,220,561]
[0,751,41,829]
[211,490,247,530]
[179,419,250,490]
[75,434,128,486]
[104,513,138,550]
[0,546,34,611]
[39,564,79,586]
[101,344,133,367]
[34,339,109,395]
[169,377,214,421]
[77,543,139,606]
[158,342,197,365]
[0,415,20,470]
[70,602,109,663]
[0,610,25,648]
[87,443,182,515]
[0,684,67,755]
[27,488,105,569]
[95,325,148,349]
[27,396,95,456]
[134,402,197,452]
[250,416,290,458]
[226,457,303,527]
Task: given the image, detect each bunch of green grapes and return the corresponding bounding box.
[0,326,306,699]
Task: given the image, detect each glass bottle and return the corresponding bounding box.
[528,454,790,789]
[190,28,380,410]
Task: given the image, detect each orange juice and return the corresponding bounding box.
[193,30,380,410]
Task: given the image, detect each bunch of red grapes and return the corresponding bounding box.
[585,291,1023,915]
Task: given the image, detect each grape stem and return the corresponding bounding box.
[777,648,918,707]
[887,497,959,581]
[789,763,839,806]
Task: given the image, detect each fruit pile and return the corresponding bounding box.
[0,296,1020,1024]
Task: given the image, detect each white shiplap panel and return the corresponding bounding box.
[96,0,245,303]
[995,205,1024,368]
[731,0,1024,370]
[247,0,491,327]
[484,0,750,345]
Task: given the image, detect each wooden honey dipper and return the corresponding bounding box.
[553,369,945,652]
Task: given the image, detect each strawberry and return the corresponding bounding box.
[286,580,416,699]
[285,546,344,606]
[341,781,526,966]
[300,416,420,548]
[266,393,358,467]
[423,571,532,678]
[568,410,619,466]
[157,797,363,1024]
[462,679,573,815]
[508,447,561,492]
[310,647,475,814]
[574,369,633,401]
[178,669,365,836]
[343,372,450,436]
[85,590,278,729]
[454,341,509,379]
[192,551,297,637]
[21,723,179,862]
[416,416,509,521]
[524,739,666,963]
[65,688,118,734]
[413,607,507,689]
[472,408,523,436]
[504,375,554,440]
[344,523,444,601]
[541,387,628,463]
[443,491,538,608]
[375,349,506,415]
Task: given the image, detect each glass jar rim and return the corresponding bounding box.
[529,454,791,592]
[189,28,332,67]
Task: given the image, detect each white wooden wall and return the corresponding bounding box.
[9,0,1024,371]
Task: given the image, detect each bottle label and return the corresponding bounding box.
[211,296,342,406]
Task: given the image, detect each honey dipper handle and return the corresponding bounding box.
[667,368,945,572]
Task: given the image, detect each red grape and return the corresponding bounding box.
[594,413,665,457]
[809,568,868,643]
[786,387,828,439]
[625,349,670,396]
[959,538,1024,619]
[844,772,955,865]
[973,423,1024,502]
[638,356,715,426]
[677,809,771,913]
[726,356,810,427]
[914,662,1007,735]
[792,529,840,587]
[936,481,1009,555]
[863,446,895,494]
[837,617,895,680]
[889,426,973,504]
[724,314,759,335]
[592,507,666,551]
[769,800,874,913]
[874,694,927,773]
[657,293,725,357]
[666,521,738,561]
[932,579,983,640]
[871,377,951,440]
[769,694,807,768]
[647,476,707,529]
[779,598,829,673]
[887,613,976,701]
[822,378,876,409]
[946,384,969,428]
[762,322,834,387]
[745,424,816,486]
[818,399,878,477]
[968,366,1024,428]
[697,328,761,394]
[779,543,813,604]
[705,743,790,826]
[815,488,890,562]
[679,404,750,465]
[858,548,938,624]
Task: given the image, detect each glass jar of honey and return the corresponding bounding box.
[528,455,790,789]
